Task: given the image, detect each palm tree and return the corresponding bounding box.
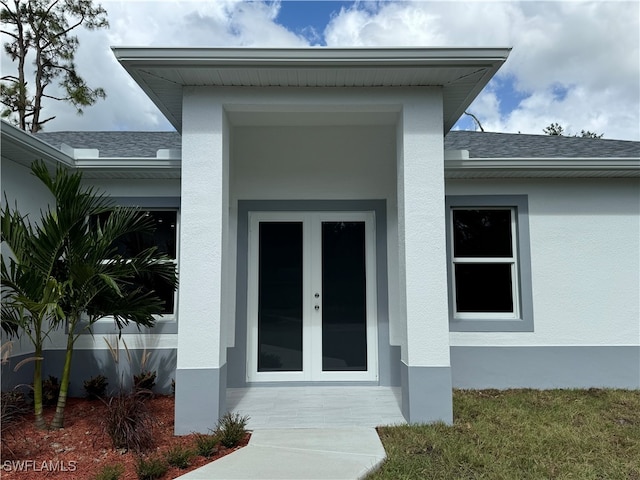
[1,160,177,429]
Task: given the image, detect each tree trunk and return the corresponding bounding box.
[32,343,46,430]
[50,333,74,429]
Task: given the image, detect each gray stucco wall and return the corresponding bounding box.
[451,346,640,389]
[2,349,177,397]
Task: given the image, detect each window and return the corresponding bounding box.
[87,198,180,334]
[109,210,178,316]
[446,196,533,332]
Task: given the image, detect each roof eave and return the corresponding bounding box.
[111,46,512,66]
[111,47,511,133]
[1,120,74,168]
[75,158,181,179]
[445,157,640,178]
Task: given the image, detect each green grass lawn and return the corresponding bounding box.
[370,389,640,480]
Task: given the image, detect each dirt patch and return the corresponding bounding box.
[1,395,249,480]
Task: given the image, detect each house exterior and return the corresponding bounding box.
[2,48,639,435]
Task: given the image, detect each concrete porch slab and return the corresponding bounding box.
[226,386,406,429]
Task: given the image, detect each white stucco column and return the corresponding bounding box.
[397,90,453,423]
[175,88,228,434]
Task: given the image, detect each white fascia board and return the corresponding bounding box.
[445,157,640,177]
[111,46,511,67]
[1,120,74,168]
[74,158,181,170]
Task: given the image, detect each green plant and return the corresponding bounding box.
[92,464,124,480]
[1,389,29,455]
[133,370,156,393]
[103,390,155,452]
[194,432,219,457]
[165,445,194,469]
[0,343,30,455]
[83,374,108,399]
[1,161,177,429]
[29,375,60,406]
[216,412,249,448]
[1,390,28,426]
[135,456,168,480]
[369,389,640,480]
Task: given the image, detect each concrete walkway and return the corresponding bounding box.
[177,427,387,480]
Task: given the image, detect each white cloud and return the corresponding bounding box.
[6,0,310,132]
[2,1,638,140]
[323,1,639,140]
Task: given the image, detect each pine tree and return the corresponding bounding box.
[1,0,108,132]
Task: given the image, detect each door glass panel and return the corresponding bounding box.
[258,222,303,372]
[321,221,367,371]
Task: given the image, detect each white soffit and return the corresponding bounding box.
[111,47,511,132]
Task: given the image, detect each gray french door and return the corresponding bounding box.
[247,212,378,382]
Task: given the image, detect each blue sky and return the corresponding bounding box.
[2,1,638,140]
[276,1,354,42]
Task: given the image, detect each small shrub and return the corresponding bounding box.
[43,375,60,405]
[1,390,29,454]
[1,390,28,427]
[165,445,194,469]
[216,412,249,448]
[92,464,124,480]
[135,456,167,480]
[84,374,108,399]
[194,432,219,457]
[133,370,156,393]
[30,375,60,406]
[103,390,155,452]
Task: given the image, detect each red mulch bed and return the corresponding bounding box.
[1,395,249,480]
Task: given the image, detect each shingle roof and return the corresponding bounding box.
[35,130,639,159]
[444,131,639,158]
[35,131,182,157]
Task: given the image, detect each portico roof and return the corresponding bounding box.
[111,47,511,132]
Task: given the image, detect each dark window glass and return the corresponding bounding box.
[454,263,514,312]
[111,211,177,259]
[453,209,512,258]
[258,222,303,372]
[95,210,178,315]
[322,221,367,372]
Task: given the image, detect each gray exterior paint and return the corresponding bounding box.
[451,346,640,389]
[1,351,35,393]
[1,348,177,397]
[227,199,398,387]
[174,365,227,434]
[401,363,453,424]
[445,195,534,332]
[35,130,640,160]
